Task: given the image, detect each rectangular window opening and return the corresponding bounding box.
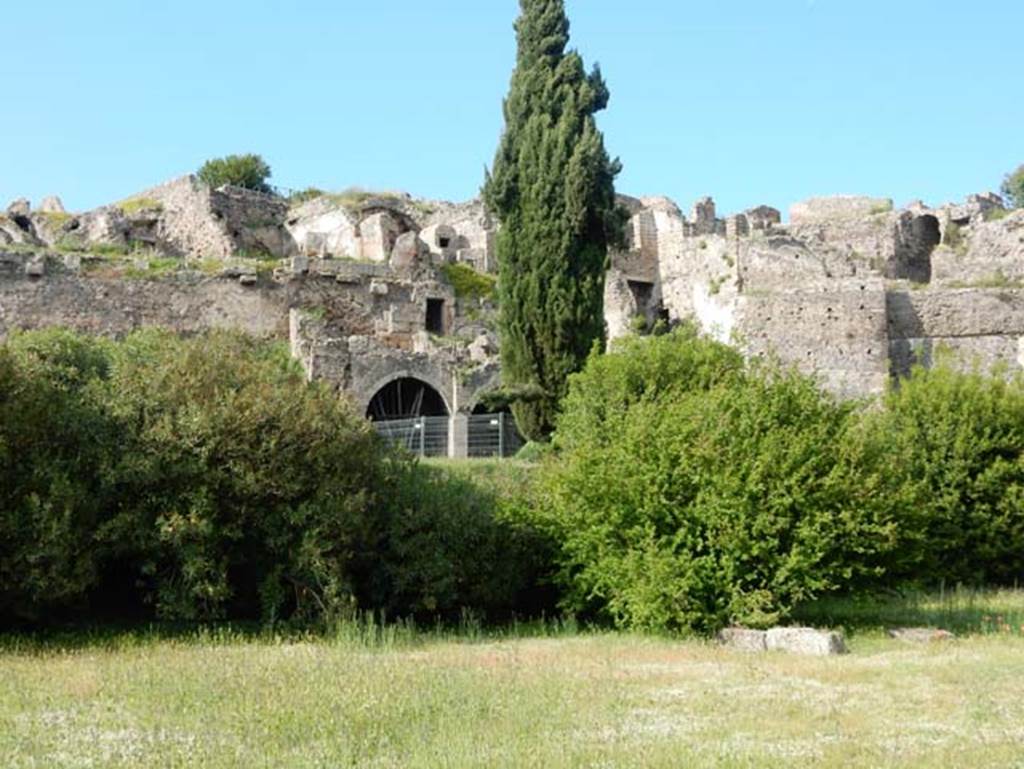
[426,298,445,334]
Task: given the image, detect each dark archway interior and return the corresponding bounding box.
[366,377,448,421]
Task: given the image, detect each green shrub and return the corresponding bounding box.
[553,325,744,452]
[0,329,553,628]
[856,363,1024,586]
[369,461,554,621]
[538,329,897,633]
[197,154,272,193]
[0,331,118,624]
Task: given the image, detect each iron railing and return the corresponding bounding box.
[468,413,525,458]
[372,413,524,459]
[373,416,450,458]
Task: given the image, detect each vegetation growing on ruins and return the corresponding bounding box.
[1001,163,1024,208]
[440,262,497,302]
[197,153,272,193]
[483,0,626,441]
[116,196,163,215]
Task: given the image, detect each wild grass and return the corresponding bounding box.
[3,599,1024,768]
[116,197,163,215]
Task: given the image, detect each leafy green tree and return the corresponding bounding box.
[1002,164,1024,209]
[198,153,272,193]
[484,0,626,440]
[536,329,901,633]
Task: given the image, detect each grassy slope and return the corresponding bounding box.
[3,594,1024,768]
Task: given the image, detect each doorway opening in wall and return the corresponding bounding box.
[438,237,451,249]
[425,298,445,334]
[367,377,449,457]
[627,280,654,310]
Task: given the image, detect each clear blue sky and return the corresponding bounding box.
[1,1,1020,217]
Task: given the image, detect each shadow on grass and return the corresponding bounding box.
[792,587,1024,637]
[0,612,585,656]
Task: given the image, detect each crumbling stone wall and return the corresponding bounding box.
[611,190,1024,398]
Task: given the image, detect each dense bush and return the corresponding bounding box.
[537,329,900,633]
[856,363,1024,586]
[0,332,117,622]
[197,153,272,193]
[0,329,546,628]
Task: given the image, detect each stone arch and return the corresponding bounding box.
[363,372,452,421]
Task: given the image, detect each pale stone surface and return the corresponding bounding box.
[790,196,893,224]
[718,627,846,655]
[765,627,848,656]
[716,628,768,652]
[37,196,65,214]
[390,231,430,269]
[6,198,30,218]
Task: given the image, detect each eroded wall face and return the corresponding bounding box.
[611,195,1024,399]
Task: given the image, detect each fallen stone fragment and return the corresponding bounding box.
[887,627,956,644]
[765,627,848,656]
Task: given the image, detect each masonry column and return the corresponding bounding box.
[448,414,469,459]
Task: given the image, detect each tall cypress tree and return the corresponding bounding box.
[484,0,625,441]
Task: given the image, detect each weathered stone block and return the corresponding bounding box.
[765,627,847,656]
[717,627,767,652]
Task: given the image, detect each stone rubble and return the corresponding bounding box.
[717,627,848,656]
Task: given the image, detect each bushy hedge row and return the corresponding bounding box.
[0,329,546,628]
[533,327,1024,633]
[6,325,1024,635]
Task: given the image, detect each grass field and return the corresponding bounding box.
[3,591,1024,768]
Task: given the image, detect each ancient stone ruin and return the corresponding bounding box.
[606,190,1024,399]
[2,174,1022,455]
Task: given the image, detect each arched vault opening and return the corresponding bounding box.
[365,377,449,422]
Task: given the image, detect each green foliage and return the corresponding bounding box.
[483,0,627,441]
[1001,164,1024,209]
[440,262,497,302]
[0,331,117,623]
[0,330,549,628]
[855,363,1024,586]
[197,153,272,193]
[373,461,553,620]
[538,329,898,633]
